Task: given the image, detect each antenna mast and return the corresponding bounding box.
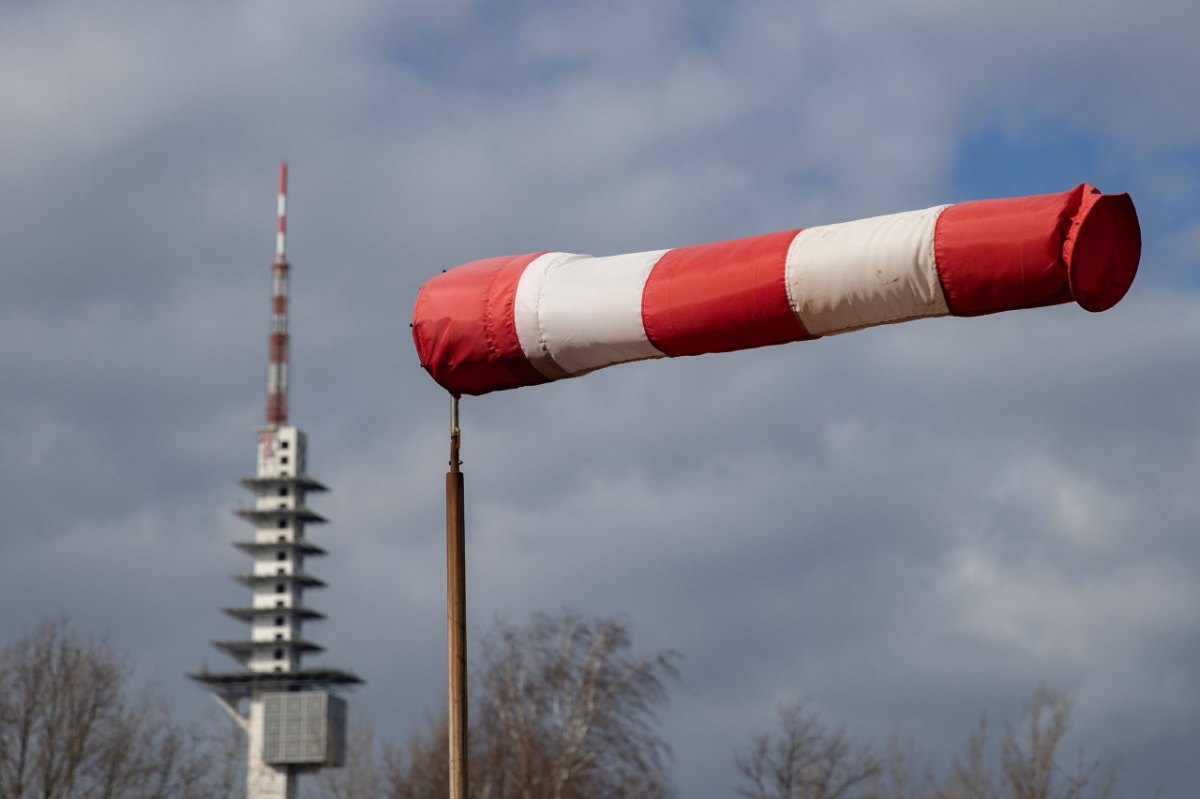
[267,162,290,426]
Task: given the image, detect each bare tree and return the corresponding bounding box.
[937,687,1118,799]
[382,713,451,799]
[866,731,933,799]
[475,610,679,799]
[939,718,994,799]
[739,688,1121,799]
[1000,686,1117,799]
[0,617,238,799]
[383,610,679,799]
[734,700,880,799]
[307,716,386,799]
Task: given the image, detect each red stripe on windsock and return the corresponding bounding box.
[412,253,550,396]
[934,184,1140,316]
[642,229,816,356]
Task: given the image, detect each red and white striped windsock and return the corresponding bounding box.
[412,184,1140,397]
[266,161,290,425]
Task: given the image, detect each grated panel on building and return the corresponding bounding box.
[261,690,346,766]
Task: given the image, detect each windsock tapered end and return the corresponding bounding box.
[1066,190,1141,312]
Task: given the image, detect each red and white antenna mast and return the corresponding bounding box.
[266,162,289,426]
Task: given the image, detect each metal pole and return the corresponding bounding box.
[446,396,468,799]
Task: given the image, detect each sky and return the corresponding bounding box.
[1,1,1198,796]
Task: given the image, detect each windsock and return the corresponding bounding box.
[412,184,1140,397]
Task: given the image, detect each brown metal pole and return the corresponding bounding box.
[446,396,468,799]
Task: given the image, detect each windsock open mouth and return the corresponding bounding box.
[1065,191,1141,313]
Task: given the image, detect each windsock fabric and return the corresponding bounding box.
[413,184,1140,396]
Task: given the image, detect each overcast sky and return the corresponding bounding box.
[2,1,1198,796]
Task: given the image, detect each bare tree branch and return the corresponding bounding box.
[0,617,240,799]
[999,686,1117,799]
[734,700,880,799]
[383,610,678,799]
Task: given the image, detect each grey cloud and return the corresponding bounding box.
[1,2,1198,798]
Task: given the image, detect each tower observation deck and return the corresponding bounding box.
[191,163,360,799]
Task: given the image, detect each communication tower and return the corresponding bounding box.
[192,163,361,799]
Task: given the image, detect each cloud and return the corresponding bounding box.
[1,2,1197,798]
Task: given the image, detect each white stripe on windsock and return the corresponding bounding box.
[785,206,950,336]
[514,252,570,380]
[528,249,669,375]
